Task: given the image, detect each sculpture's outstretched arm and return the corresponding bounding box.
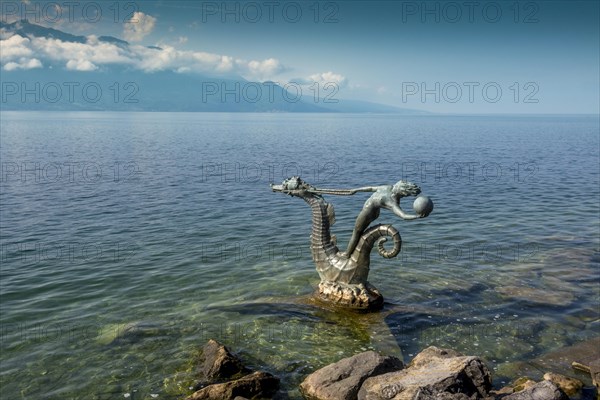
[271,185,368,197]
[390,202,421,220]
[306,188,355,196]
[349,186,379,193]
[308,186,379,196]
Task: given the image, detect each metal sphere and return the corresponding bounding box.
[413,195,434,217]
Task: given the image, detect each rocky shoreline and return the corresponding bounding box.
[182,339,599,400]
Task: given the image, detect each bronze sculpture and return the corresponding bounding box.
[271,177,433,311]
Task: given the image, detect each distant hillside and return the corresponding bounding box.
[0,20,429,114]
[1,19,128,46]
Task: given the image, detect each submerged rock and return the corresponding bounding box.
[543,372,583,396]
[494,285,574,307]
[496,336,600,381]
[500,380,568,400]
[299,351,404,400]
[490,246,597,308]
[572,358,600,390]
[95,321,163,345]
[587,359,600,389]
[490,386,514,397]
[357,346,492,399]
[511,377,537,392]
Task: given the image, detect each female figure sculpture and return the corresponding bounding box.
[271,177,433,310]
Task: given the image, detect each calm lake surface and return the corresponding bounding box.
[1,112,599,399]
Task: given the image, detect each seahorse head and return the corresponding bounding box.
[278,176,318,197]
[281,176,303,190]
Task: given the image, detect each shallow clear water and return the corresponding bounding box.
[1,112,598,399]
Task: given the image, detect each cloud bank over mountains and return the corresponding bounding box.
[0,18,343,88]
[0,15,418,113]
[0,19,287,79]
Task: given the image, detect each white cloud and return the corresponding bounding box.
[290,71,348,90]
[0,34,33,59]
[0,34,133,71]
[66,59,97,71]
[307,71,348,87]
[4,57,42,71]
[247,58,285,80]
[177,36,188,44]
[123,12,157,42]
[37,35,133,66]
[0,32,286,80]
[132,44,284,79]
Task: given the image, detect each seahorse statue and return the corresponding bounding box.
[271,176,432,310]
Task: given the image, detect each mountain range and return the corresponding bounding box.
[0,20,428,114]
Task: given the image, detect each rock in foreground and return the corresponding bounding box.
[186,371,279,400]
[300,351,404,400]
[358,346,492,399]
[197,339,250,384]
[186,339,279,400]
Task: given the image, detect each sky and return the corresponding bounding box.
[1,0,599,113]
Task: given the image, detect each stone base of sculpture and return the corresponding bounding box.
[317,281,384,311]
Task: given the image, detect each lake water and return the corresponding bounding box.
[1,112,598,399]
